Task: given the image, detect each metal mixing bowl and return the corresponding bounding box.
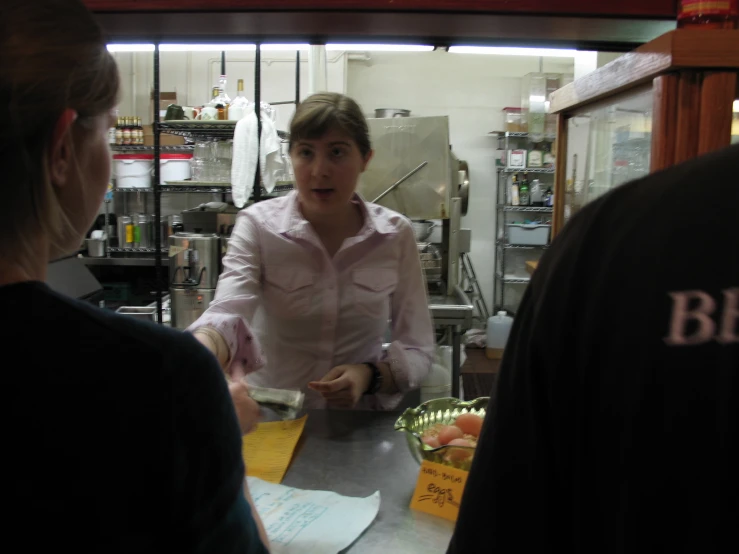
[394,396,489,471]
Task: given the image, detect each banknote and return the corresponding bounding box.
[246,384,305,420]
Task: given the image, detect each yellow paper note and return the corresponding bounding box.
[409,460,469,522]
[242,415,307,483]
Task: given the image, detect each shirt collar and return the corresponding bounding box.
[277,190,398,237]
[277,190,306,234]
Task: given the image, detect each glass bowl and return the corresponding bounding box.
[394,396,489,471]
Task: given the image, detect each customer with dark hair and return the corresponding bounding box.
[191,92,435,411]
[2,1,268,550]
[448,143,738,553]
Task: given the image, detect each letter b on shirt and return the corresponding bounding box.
[664,288,738,346]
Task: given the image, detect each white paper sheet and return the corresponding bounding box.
[247,477,381,554]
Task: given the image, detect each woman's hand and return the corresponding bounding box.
[308,364,372,409]
[228,380,261,435]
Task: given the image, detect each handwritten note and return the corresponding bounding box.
[409,460,469,522]
[247,476,380,554]
[242,415,307,483]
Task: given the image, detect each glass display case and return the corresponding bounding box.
[561,86,653,225]
[550,28,739,236]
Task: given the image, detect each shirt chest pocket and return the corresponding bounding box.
[351,268,397,319]
[263,266,315,318]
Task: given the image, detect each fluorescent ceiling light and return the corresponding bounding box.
[107,44,155,52]
[733,99,739,113]
[325,44,433,52]
[159,44,256,52]
[449,46,578,57]
[107,43,432,53]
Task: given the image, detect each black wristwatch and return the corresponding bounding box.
[363,362,383,395]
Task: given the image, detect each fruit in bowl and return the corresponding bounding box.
[394,397,488,471]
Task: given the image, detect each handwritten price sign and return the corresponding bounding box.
[409,460,469,522]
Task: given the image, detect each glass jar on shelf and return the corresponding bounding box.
[503,107,527,133]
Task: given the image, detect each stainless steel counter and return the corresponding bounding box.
[278,409,455,553]
[427,285,473,398]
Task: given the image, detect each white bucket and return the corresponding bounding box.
[113,153,193,187]
[113,153,153,189]
[160,153,192,184]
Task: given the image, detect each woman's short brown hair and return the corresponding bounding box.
[0,0,120,263]
[289,93,372,157]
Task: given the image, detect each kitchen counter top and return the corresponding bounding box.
[278,409,455,553]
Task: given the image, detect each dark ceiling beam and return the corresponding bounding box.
[96,11,676,51]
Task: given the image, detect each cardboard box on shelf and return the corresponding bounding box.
[142,124,186,146]
[150,91,177,123]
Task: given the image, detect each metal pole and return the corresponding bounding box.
[452,327,461,398]
[447,197,462,293]
[153,43,163,324]
[253,43,262,203]
[295,50,300,105]
[371,161,428,203]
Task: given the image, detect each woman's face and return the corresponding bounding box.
[291,127,372,218]
[54,111,113,256]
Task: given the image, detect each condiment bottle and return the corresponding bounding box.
[677,0,738,29]
[216,103,227,120]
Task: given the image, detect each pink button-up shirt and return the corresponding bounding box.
[188,191,434,409]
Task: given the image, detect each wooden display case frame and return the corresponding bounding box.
[549,29,739,237]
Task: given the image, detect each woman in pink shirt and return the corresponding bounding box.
[191,92,434,413]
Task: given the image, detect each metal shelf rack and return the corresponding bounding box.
[111,144,194,152]
[489,131,557,141]
[495,272,531,284]
[496,240,548,250]
[115,183,293,195]
[159,185,232,193]
[99,45,301,324]
[501,167,555,173]
[497,205,553,212]
[157,121,289,141]
[81,256,159,267]
[107,247,168,253]
[493,131,555,314]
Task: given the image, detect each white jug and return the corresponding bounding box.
[486,311,513,360]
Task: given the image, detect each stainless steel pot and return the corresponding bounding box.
[411,220,436,242]
[374,108,411,118]
[86,237,106,257]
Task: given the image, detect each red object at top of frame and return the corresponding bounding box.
[82,0,677,19]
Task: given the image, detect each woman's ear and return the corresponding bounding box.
[361,149,374,172]
[48,108,78,188]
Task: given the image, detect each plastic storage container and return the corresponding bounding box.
[503,107,527,132]
[113,153,153,188]
[507,223,551,245]
[486,311,514,360]
[160,153,193,184]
